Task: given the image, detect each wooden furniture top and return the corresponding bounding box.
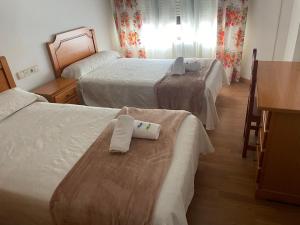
[47,27,98,78]
[257,61,300,113]
[0,56,16,93]
[32,78,77,96]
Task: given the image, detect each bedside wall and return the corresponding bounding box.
[284,0,300,61]
[241,0,294,80]
[293,24,300,61]
[0,0,115,90]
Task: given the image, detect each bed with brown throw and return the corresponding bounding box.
[47,27,228,130]
[0,56,214,225]
[50,107,189,225]
[155,59,217,117]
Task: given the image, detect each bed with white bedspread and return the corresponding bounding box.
[47,28,228,130]
[0,88,214,225]
[63,57,228,130]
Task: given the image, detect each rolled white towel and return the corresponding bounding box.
[133,120,161,140]
[111,119,161,140]
[184,58,202,72]
[109,115,135,153]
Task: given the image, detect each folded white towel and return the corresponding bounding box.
[111,119,161,140]
[133,120,161,140]
[167,57,185,75]
[109,115,135,153]
[184,58,202,72]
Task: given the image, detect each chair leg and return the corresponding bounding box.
[255,127,259,136]
[255,120,260,137]
[243,105,249,138]
[242,121,251,158]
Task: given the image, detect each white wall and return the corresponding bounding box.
[293,24,300,61]
[0,0,115,90]
[241,0,294,79]
[284,0,300,60]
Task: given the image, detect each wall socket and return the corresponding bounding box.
[17,65,39,80]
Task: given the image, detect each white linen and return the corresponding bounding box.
[0,101,214,225]
[62,51,121,79]
[109,115,135,153]
[0,88,44,122]
[75,58,228,130]
[133,119,161,140]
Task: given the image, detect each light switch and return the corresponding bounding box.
[17,65,39,80]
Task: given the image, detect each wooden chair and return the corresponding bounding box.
[242,49,261,158]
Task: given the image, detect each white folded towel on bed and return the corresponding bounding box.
[111,119,161,140]
[167,57,185,75]
[109,115,135,153]
[133,120,161,140]
[184,58,204,72]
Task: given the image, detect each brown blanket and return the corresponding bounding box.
[155,59,217,117]
[50,107,189,225]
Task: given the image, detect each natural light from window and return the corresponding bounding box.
[141,21,216,51]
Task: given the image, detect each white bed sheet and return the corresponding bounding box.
[75,58,228,130]
[0,102,214,225]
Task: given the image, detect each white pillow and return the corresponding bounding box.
[0,88,42,122]
[167,57,185,75]
[62,51,121,79]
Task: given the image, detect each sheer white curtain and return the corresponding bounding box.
[139,0,218,59]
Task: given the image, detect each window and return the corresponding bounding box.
[140,0,218,58]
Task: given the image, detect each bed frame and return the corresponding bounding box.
[0,56,16,92]
[47,27,98,78]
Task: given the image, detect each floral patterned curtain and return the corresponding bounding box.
[216,0,248,82]
[113,0,146,58]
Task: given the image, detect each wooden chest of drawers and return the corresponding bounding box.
[256,110,300,204]
[256,61,300,205]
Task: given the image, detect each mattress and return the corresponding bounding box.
[75,58,228,130]
[0,101,214,225]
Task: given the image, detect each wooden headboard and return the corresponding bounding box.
[0,56,16,92]
[47,27,98,78]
